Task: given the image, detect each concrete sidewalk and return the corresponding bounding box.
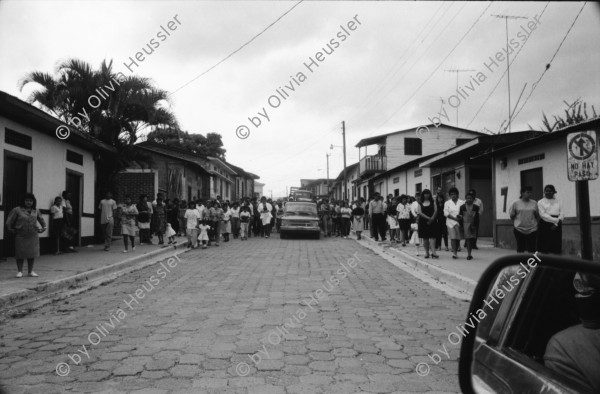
[354,230,514,296]
[0,236,188,310]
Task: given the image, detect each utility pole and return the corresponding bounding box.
[342,121,347,202]
[492,14,527,133]
[326,152,331,196]
[445,68,475,127]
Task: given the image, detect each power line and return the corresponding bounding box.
[511,1,587,124]
[169,1,304,96]
[466,3,550,129]
[344,2,452,127]
[376,1,493,131]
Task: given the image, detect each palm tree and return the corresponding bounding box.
[20,58,178,192]
[20,58,177,145]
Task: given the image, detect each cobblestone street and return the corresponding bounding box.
[0,237,469,393]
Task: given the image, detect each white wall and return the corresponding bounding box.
[386,126,479,169]
[494,140,600,219]
[1,116,96,240]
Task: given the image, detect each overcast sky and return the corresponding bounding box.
[1,1,599,198]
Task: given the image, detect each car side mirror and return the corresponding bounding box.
[459,254,600,394]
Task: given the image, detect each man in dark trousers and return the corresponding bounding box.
[369,193,386,241]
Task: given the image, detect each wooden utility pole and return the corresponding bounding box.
[342,121,347,202]
[326,152,331,196]
[492,14,527,133]
[445,68,475,127]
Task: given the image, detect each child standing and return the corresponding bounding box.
[240,205,251,240]
[198,220,211,249]
[410,222,420,256]
[165,222,176,244]
[50,196,64,255]
[184,201,201,249]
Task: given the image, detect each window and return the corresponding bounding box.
[66,150,83,165]
[5,128,32,150]
[394,189,399,196]
[393,177,400,184]
[415,183,422,193]
[520,167,543,201]
[404,138,422,155]
[414,169,422,178]
[456,138,471,146]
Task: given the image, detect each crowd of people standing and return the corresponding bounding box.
[99,193,286,252]
[317,187,483,260]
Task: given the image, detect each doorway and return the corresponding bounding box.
[3,154,31,257]
[66,171,82,247]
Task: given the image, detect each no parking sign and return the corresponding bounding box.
[567,130,598,181]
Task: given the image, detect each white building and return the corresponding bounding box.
[477,118,600,257]
[0,90,115,257]
[354,123,485,198]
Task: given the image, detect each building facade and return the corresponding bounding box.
[0,90,115,257]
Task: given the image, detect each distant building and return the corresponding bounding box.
[299,179,330,198]
[354,124,485,198]
[254,182,265,198]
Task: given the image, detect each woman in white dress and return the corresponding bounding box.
[443,187,464,259]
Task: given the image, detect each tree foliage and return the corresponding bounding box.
[145,128,226,159]
[19,58,179,195]
[529,100,598,132]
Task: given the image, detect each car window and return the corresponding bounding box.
[475,265,528,345]
[284,203,316,214]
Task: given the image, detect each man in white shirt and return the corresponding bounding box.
[98,191,117,251]
[195,199,205,219]
[410,192,421,218]
[258,197,273,238]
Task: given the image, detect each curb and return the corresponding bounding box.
[0,241,188,310]
[354,230,476,295]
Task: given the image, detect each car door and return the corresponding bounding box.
[472,265,587,393]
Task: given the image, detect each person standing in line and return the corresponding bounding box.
[416,189,439,259]
[320,199,331,237]
[213,201,223,246]
[230,202,241,239]
[6,193,46,278]
[339,201,352,239]
[50,196,65,255]
[444,187,464,259]
[537,184,564,255]
[151,194,167,245]
[387,196,399,243]
[258,197,273,238]
[371,194,387,241]
[221,203,232,242]
[509,186,539,253]
[98,192,117,251]
[197,220,211,249]
[239,204,251,241]
[121,195,138,253]
[184,201,201,249]
[459,192,480,260]
[61,190,77,252]
[252,199,261,238]
[136,194,152,245]
[178,200,187,237]
[435,193,449,251]
[169,198,180,236]
[396,194,411,247]
[464,189,483,249]
[352,200,365,240]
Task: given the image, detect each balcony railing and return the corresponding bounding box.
[359,154,387,176]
